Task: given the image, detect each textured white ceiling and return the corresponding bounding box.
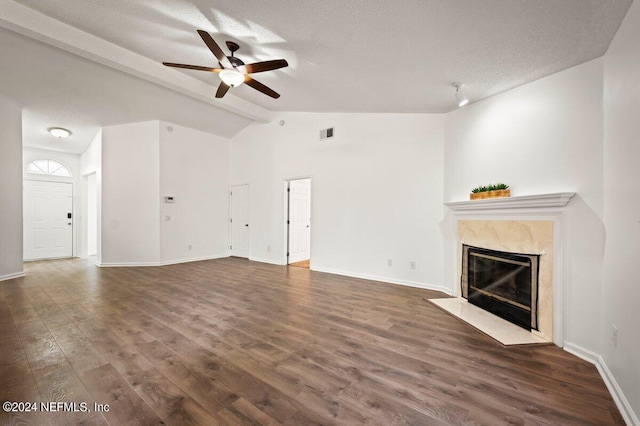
[0,0,633,152]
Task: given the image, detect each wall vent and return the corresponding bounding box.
[319,127,335,140]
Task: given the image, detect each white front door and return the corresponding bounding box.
[230,184,249,258]
[288,178,311,264]
[24,180,73,260]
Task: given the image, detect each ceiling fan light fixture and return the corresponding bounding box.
[219,69,245,87]
[48,127,71,139]
[453,82,469,107]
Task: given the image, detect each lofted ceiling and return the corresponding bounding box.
[0,0,632,153]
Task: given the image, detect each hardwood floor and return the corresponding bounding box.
[288,260,310,269]
[0,257,624,425]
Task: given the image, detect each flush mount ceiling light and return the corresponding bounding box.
[219,69,245,88]
[452,82,469,107]
[48,127,71,139]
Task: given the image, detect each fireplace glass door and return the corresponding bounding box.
[461,245,539,330]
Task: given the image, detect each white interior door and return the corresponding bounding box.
[230,184,249,258]
[288,178,311,264]
[24,180,73,260]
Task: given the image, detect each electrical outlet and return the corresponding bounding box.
[612,325,618,347]
[188,245,192,251]
[267,246,271,252]
[164,215,171,221]
[387,259,393,266]
[410,261,416,270]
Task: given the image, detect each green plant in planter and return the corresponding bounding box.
[470,183,509,193]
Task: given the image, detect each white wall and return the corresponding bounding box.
[101,121,230,266]
[80,129,102,261]
[0,95,23,281]
[159,121,230,263]
[602,0,640,422]
[101,121,160,265]
[443,59,605,353]
[231,112,446,290]
[86,173,97,256]
[22,147,82,256]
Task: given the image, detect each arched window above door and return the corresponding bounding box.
[26,159,72,177]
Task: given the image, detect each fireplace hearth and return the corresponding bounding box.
[461,244,540,331]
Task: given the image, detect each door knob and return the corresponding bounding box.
[245,224,249,227]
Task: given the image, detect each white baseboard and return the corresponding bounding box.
[159,254,229,266]
[98,254,229,268]
[97,261,160,267]
[564,342,638,425]
[563,341,599,364]
[0,271,25,282]
[249,257,285,266]
[596,355,639,426]
[311,266,454,295]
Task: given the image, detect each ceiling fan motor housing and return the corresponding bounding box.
[227,56,245,67]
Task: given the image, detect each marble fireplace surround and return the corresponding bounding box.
[444,193,575,346]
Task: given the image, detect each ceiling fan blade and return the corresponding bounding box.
[197,30,230,67]
[243,59,289,74]
[245,76,280,99]
[163,62,222,73]
[215,82,230,98]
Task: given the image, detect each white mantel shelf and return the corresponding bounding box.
[445,192,576,211]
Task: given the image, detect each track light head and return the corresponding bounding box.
[452,82,469,107]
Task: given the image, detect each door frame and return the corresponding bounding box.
[229,183,250,258]
[283,176,312,266]
[23,179,74,261]
[81,172,98,258]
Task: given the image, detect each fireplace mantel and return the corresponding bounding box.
[444,192,575,212]
[445,192,575,345]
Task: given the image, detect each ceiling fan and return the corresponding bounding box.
[163,30,288,99]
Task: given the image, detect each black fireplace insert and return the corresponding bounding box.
[461,244,540,330]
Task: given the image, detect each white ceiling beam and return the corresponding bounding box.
[0,0,273,123]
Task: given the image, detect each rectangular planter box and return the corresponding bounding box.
[470,189,511,200]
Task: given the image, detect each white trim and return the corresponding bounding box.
[563,341,599,363]
[23,179,75,260]
[445,192,576,211]
[596,357,639,426]
[284,176,313,266]
[250,257,285,266]
[230,184,250,259]
[311,266,454,295]
[0,271,25,282]
[446,206,570,346]
[25,158,73,177]
[24,255,74,262]
[564,342,639,426]
[97,254,229,267]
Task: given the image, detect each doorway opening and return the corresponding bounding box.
[286,178,311,268]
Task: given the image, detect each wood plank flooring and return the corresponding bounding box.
[288,260,310,269]
[0,257,624,425]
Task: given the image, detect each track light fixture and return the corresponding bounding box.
[452,82,469,107]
